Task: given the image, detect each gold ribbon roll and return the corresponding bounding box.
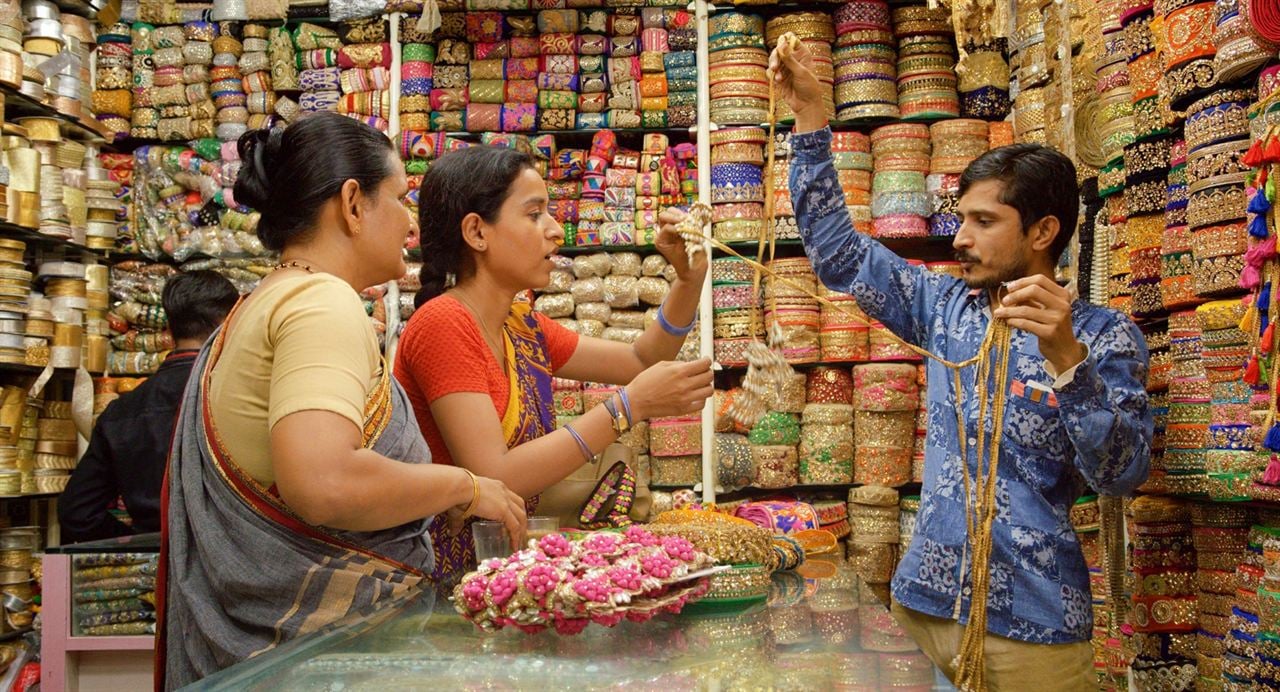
[52,322,80,349]
[17,118,60,143]
[86,207,116,223]
[5,148,37,191]
[8,191,36,228]
[83,265,107,292]
[62,186,85,228]
[85,334,107,373]
[22,38,60,57]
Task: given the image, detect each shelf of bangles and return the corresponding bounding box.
[551,237,959,259]
[435,127,699,139]
[718,236,959,260]
[712,356,924,374]
[704,1,858,18]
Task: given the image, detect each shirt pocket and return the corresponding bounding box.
[1001,393,1072,489]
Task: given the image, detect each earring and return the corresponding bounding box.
[478,243,487,250]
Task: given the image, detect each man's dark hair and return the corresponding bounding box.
[959,143,1080,263]
[161,270,239,342]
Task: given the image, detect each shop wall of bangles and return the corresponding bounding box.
[0,0,1261,685]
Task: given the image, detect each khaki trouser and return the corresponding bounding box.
[890,602,1098,691]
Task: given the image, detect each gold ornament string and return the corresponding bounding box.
[693,31,1016,690]
[725,56,796,431]
[686,220,1013,690]
[951,316,1011,692]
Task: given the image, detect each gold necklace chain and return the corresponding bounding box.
[451,290,507,368]
[952,316,1012,692]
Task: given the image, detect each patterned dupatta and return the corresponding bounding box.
[428,301,556,588]
[157,299,435,689]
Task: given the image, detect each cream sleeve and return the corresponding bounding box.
[265,275,381,432]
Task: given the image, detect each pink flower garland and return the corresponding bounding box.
[453,526,714,634]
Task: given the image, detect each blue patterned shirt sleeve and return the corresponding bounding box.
[789,127,955,348]
[1058,313,1152,495]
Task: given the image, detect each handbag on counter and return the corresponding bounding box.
[536,443,650,528]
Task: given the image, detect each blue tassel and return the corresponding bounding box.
[1260,284,1272,311]
[1251,213,1271,239]
[1251,192,1273,215]
[1264,423,1280,452]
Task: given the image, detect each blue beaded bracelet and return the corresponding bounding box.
[657,301,696,337]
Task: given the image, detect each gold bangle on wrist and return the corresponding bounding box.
[460,468,480,519]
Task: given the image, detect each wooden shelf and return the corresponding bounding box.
[0,362,49,375]
[440,127,696,138]
[714,357,922,373]
[0,223,104,259]
[50,0,101,18]
[65,635,154,652]
[707,0,845,14]
[558,236,957,261]
[0,84,109,144]
[716,236,958,262]
[0,627,31,643]
[557,243,659,255]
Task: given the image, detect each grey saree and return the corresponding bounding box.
[158,316,435,689]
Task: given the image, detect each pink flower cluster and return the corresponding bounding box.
[452,526,715,635]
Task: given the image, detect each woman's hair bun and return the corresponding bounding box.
[229,112,396,253]
[233,127,283,212]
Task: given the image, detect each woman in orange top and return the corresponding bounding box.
[396,146,712,585]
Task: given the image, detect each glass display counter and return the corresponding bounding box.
[42,533,159,691]
[186,556,942,690]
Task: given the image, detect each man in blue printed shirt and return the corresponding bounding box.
[769,37,1152,688]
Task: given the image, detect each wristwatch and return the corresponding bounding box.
[603,396,630,435]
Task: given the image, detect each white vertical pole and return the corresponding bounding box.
[695,0,715,504]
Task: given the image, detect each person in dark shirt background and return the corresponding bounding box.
[59,270,238,543]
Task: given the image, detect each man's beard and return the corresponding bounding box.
[956,251,1029,290]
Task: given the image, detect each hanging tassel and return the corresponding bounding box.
[1247,355,1262,384]
[1259,166,1270,191]
[1242,304,1258,334]
[1262,323,1275,355]
[1250,190,1273,215]
[1264,136,1280,164]
[1255,235,1277,262]
[1250,213,1271,239]
[1245,139,1266,168]
[1264,423,1280,452]
[1243,264,1263,290]
[1264,453,1280,485]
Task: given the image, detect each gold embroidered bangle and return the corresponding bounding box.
[1187,184,1248,229]
[1161,3,1217,68]
[1185,104,1251,154]
[1164,59,1219,110]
